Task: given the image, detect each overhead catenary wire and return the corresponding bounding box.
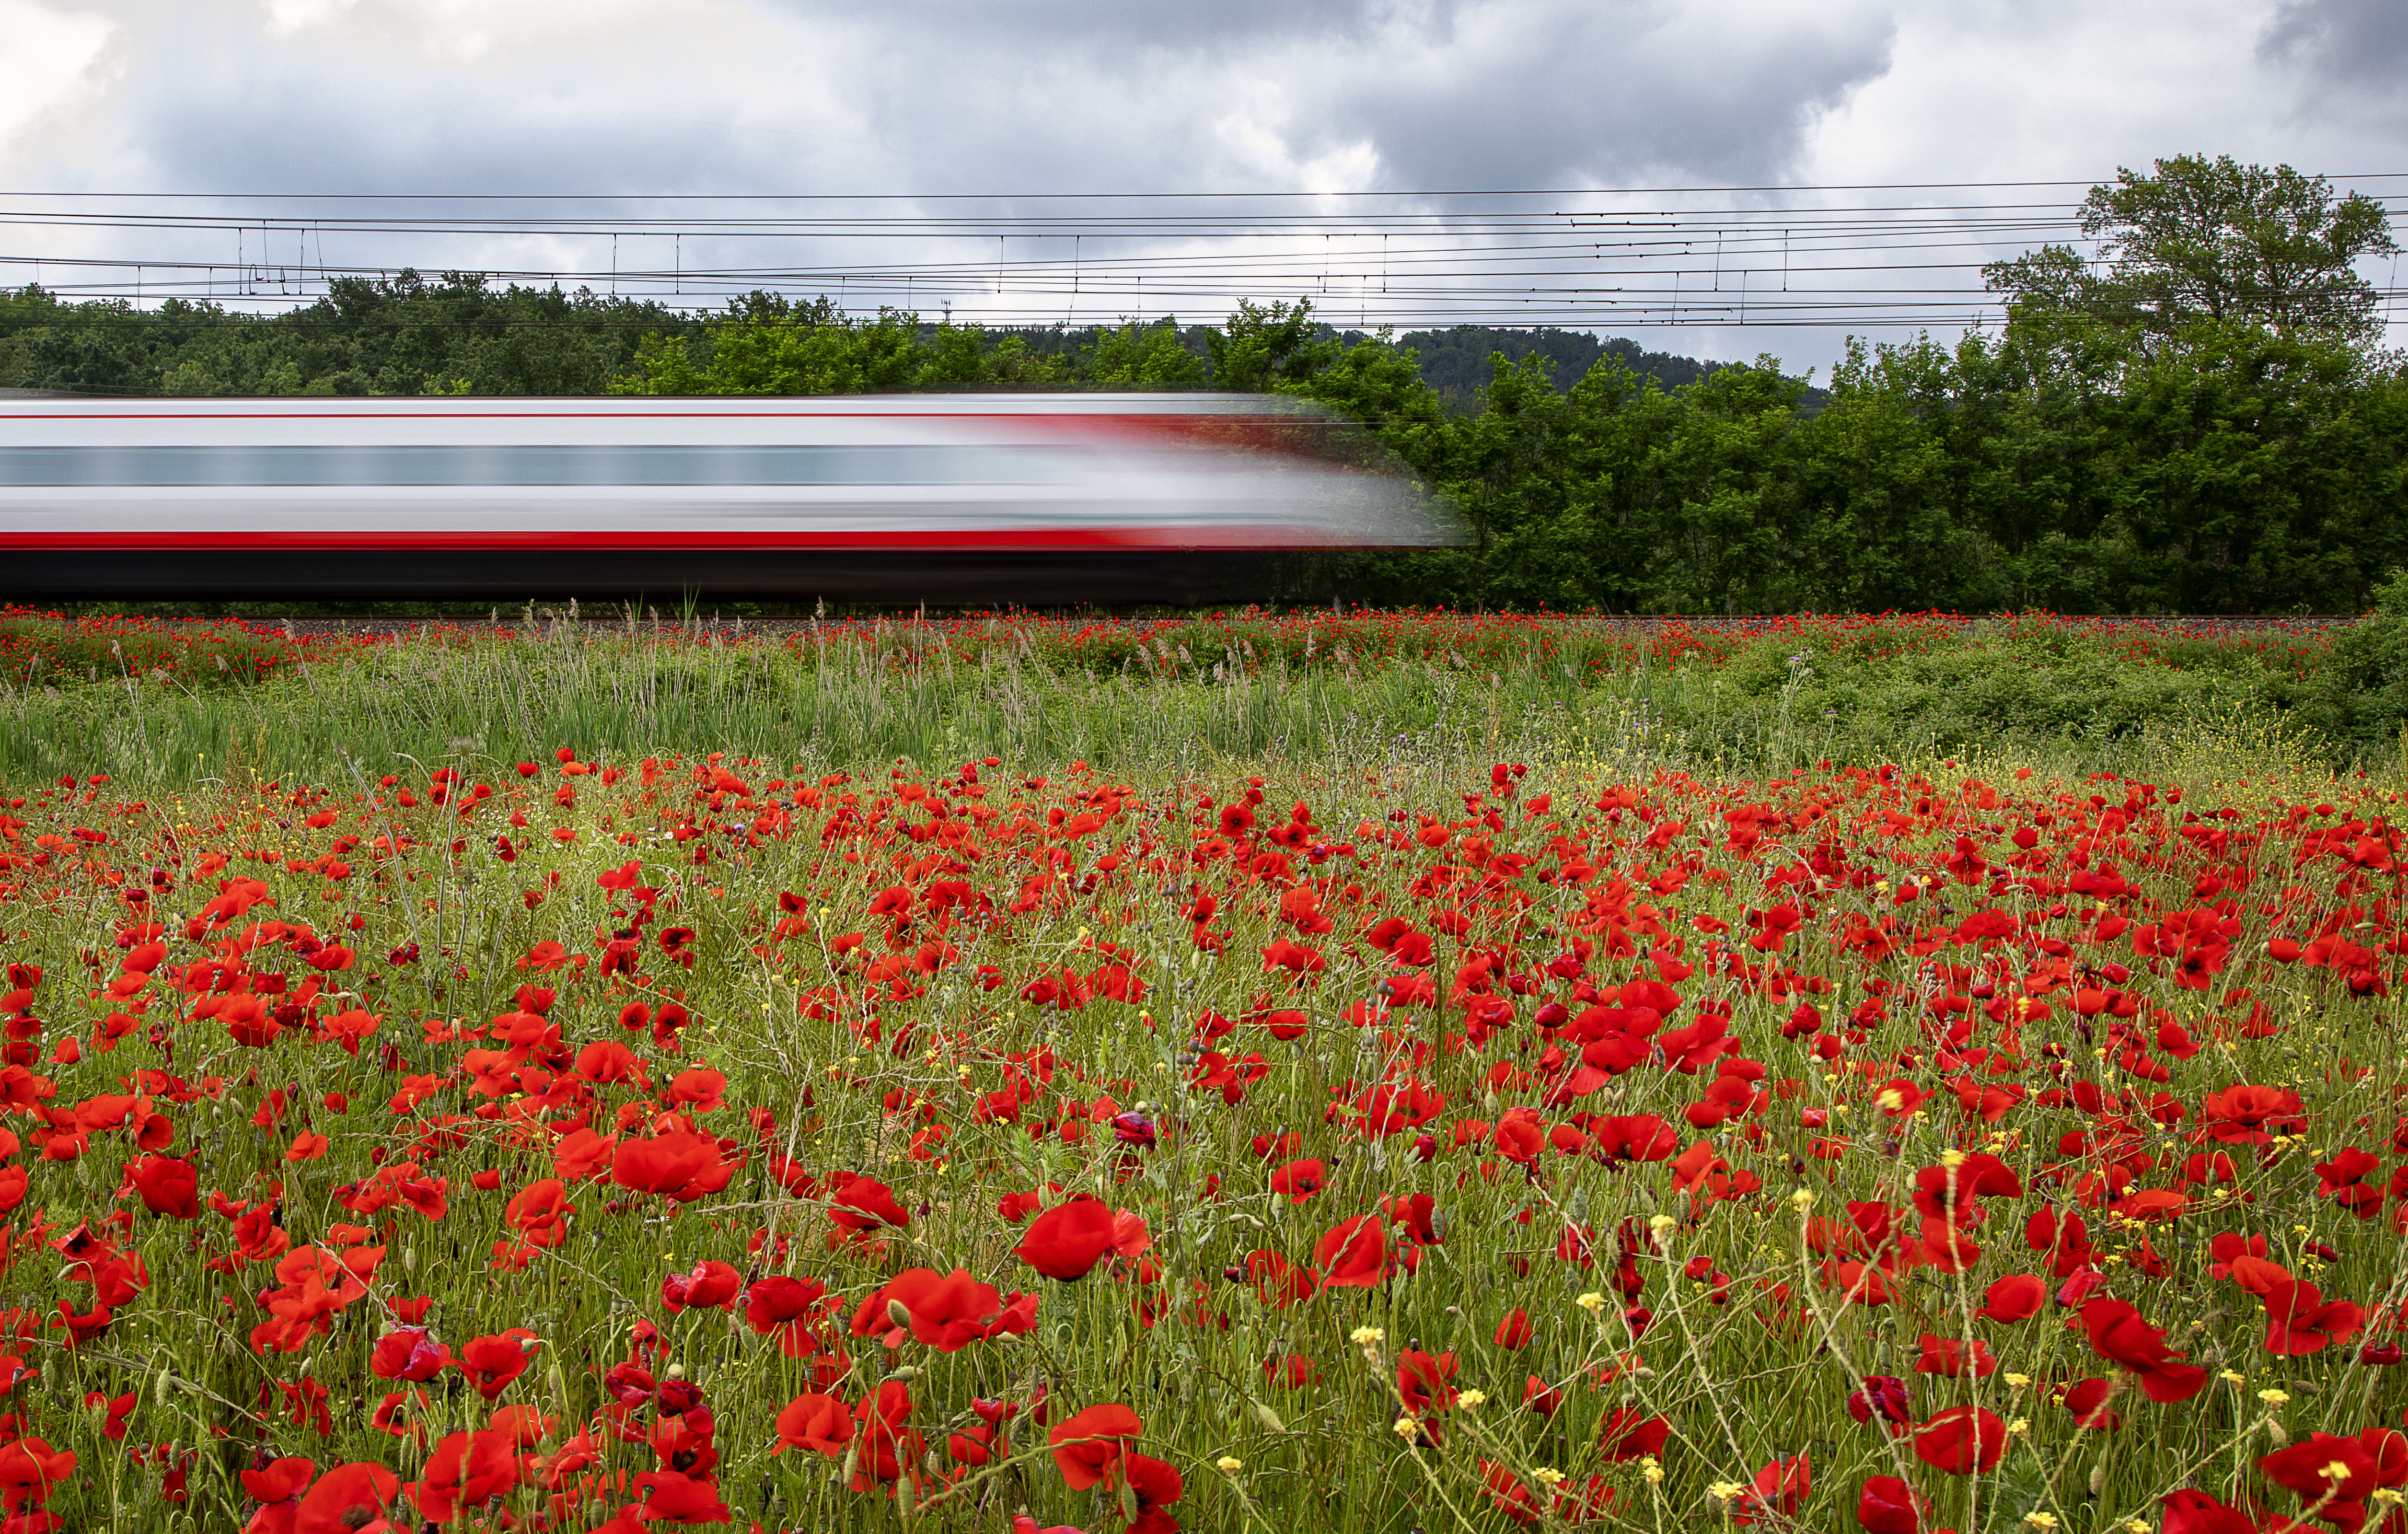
[0,180,2400,334]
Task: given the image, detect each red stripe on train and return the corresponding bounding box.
[0,529,1340,550]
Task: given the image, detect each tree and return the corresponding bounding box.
[1986,155,2398,349]
[1082,318,1205,387]
[1204,299,1340,391]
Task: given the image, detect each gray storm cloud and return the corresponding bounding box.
[14,0,1896,195]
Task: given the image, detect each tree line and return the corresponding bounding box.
[4,154,2402,615]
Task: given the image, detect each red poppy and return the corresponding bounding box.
[408,1429,520,1523]
[130,1155,201,1220]
[2159,1488,2266,1534]
[610,1132,729,1201]
[1396,1349,1458,1416]
[1911,1406,2006,1475]
[292,1462,399,1534]
[2061,1377,2123,1431]
[1050,1403,1142,1489]
[1845,1375,1911,1431]
[1313,1214,1388,1288]
[1597,1409,1669,1461]
[772,1394,852,1458]
[2259,1427,2408,1523]
[2261,1278,2366,1356]
[635,1469,731,1523]
[849,1380,921,1489]
[1731,1452,1808,1526]
[1261,1353,1318,1388]
[1856,1474,1927,1534]
[661,1259,743,1313]
[1493,1308,1533,1348]
[369,1327,452,1383]
[829,1175,911,1234]
[1521,1374,1563,1416]
[452,1329,539,1400]
[1016,1198,1115,1280]
[1974,1273,2045,1324]
[2078,1297,2209,1402]
[241,1455,315,1533]
[902,1267,1006,1351]
[1912,1333,1997,1378]
[503,1179,573,1249]
[0,1436,73,1515]
[1121,1451,1183,1534]
[743,1274,834,1357]
[1268,1158,1326,1203]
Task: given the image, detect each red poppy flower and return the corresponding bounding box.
[1396,1349,1458,1416]
[1913,1333,1998,1378]
[1016,1198,1115,1280]
[1494,1309,1533,1348]
[743,1274,834,1357]
[241,1454,316,1530]
[1268,1158,1326,1203]
[661,1259,743,1313]
[84,1389,134,1442]
[503,1179,573,1249]
[452,1329,539,1400]
[369,1327,452,1383]
[2261,1278,2366,1356]
[1261,1353,1318,1388]
[409,1429,520,1524]
[902,1267,1005,1352]
[292,1462,399,1534]
[848,1380,921,1489]
[1121,1450,1183,1534]
[610,1132,729,1201]
[1313,1214,1388,1288]
[1597,1409,1670,1461]
[1911,1406,2006,1475]
[2079,1297,2209,1402]
[1050,1404,1142,1489]
[2259,1427,2407,1517]
[1856,1474,1928,1534]
[1731,1452,1808,1526]
[1975,1273,2046,1324]
[2061,1377,2123,1431]
[772,1394,852,1458]
[1846,1375,1911,1431]
[635,1469,731,1523]
[828,1175,911,1234]
[129,1155,201,1220]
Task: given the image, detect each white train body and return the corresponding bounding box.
[0,394,1456,601]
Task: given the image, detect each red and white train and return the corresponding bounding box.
[0,394,1459,602]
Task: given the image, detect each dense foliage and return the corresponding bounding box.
[0,273,697,399]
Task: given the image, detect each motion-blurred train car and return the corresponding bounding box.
[0,395,1461,602]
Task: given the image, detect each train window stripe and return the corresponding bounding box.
[0,445,1066,487]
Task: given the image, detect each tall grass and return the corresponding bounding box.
[0,616,2345,795]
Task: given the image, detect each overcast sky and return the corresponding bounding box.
[5,0,2406,374]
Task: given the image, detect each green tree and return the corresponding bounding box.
[1985,155,2398,349]
[1081,318,1206,387]
[1204,299,1340,391]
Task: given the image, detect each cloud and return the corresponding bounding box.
[15,0,1896,198]
[0,0,116,165]
[2,0,2404,374]
[2261,0,2408,100]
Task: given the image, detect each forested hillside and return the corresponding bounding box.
[0,282,1730,411]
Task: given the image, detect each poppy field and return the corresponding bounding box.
[0,715,2406,1533]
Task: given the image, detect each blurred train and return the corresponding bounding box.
[0,395,1461,603]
